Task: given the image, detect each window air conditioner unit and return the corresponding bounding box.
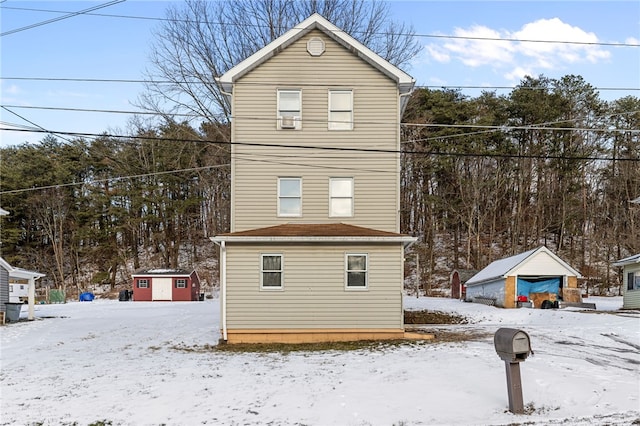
[280,115,297,129]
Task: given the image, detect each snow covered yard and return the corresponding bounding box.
[1,297,638,426]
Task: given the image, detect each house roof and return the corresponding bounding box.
[212,223,416,245]
[217,13,415,97]
[612,253,640,267]
[466,246,581,286]
[132,268,193,277]
[0,257,45,279]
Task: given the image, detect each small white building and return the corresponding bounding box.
[613,254,640,310]
[465,246,582,308]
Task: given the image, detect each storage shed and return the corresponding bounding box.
[465,247,582,308]
[131,269,201,302]
[613,253,640,310]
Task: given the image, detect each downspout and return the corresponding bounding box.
[211,238,228,342]
[220,241,227,341]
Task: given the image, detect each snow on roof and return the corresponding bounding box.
[0,207,9,216]
[132,268,193,276]
[630,196,640,204]
[612,253,640,267]
[0,256,45,279]
[466,248,538,286]
[465,246,581,286]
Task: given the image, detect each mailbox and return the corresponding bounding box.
[494,328,532,362]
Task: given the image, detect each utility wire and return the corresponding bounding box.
[0,0,125,37]
[1,106,75,144]
[1,128,638,163]
[1,104,637,133]
[2,77,638,94]
[1,5,638,47]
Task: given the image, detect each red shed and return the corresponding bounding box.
[131,269,201,301]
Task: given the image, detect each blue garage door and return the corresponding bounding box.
[517,277,561,297]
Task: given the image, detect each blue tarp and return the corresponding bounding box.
[79,292,95,302]
[517,277,561,296]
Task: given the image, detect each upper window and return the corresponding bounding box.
[261,254,283,289]
[328,90,353,130]
[346,253,368,289]
[277,89,301,130]
[175,279,187,289]
[137,279,148,289]
[278,177,302,217]
[330,177,354,217]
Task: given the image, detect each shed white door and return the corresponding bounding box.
[152,277,172,301]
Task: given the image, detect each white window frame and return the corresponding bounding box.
[345,253,368,290]
[329,177,354,217]
[278,177,302,217]
[175,279,187,289]
[277,89,302,130]
[137,279,148,289]
[328,90,353,130]
[629,271,640,291]
[261,253,284,290]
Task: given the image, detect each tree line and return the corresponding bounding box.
[1,74,638,295]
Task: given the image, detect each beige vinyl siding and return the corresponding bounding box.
[231,29,400,232]
[225,243,404,329]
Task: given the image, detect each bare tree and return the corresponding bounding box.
[138,0,421,137]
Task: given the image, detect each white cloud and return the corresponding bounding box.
[513,18,610,66]
[423,18,611,78]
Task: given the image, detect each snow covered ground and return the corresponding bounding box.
[1,296,638,426]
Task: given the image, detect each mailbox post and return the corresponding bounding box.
[494,328,532,414]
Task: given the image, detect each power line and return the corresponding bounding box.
[1,106,75,144]
[2,104,637,133]
[2,76,638,94]
[0,0,125,37]
[2,5,638,47]
[1,128,638,163]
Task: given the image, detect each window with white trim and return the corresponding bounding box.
[175,279,187,289]
[137,279,148,288]
[278,177,302,217]
[328,90,353,130]
[346,253,368,289]
[261,254,283,289]
[277,89,301,129]
[330,177,354,217]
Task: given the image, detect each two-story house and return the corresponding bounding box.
[211,13,416,344]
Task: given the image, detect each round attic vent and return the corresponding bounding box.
[307,37,325,56]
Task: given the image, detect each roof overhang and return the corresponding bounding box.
[211,235,417,246]
[613,253,640,267]
[217,13,415,96]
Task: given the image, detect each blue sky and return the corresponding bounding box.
[1,0,639,148]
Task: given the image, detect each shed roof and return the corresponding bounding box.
[612,253,640,267]
[217,13,415,101]
[132,268,193,277]
[466,246,581,286]
[212,223,416,245]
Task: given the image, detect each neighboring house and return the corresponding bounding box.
[613,254,640,309]
[0,258,9,318]
[9,281,29,303]
[131,269,201,302]
[211,13,416,344]
[465,247,582,308]
[0,257,45,321]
